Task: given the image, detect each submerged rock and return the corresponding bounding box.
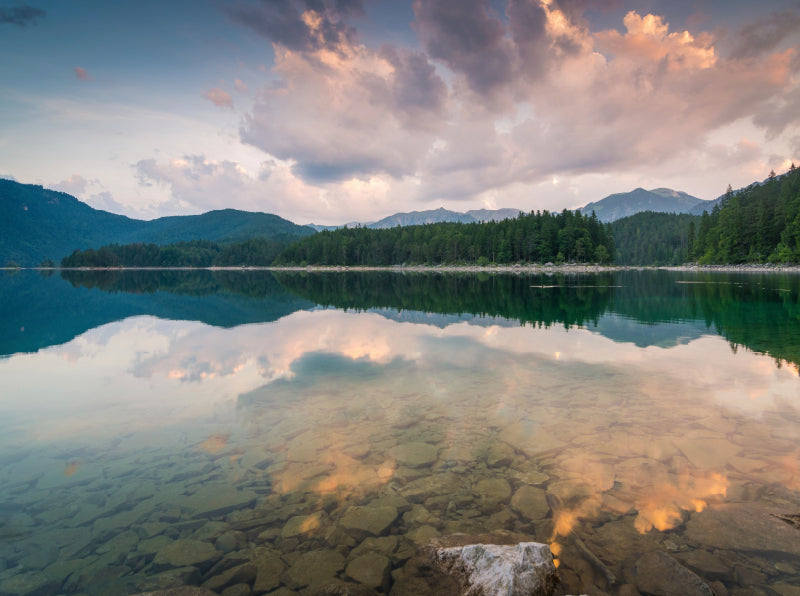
[510,487,549,521]
[152,539,220,571]
[345,552,391,590]
[390,442,439,468]
[631,551,714,596]
[130,588,218,596]
[432,541,559,596]
[340,505,398,537]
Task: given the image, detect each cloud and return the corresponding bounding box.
[0,3,44,26]
[53,174,90,196]
[202,87,233,108]
[225,0,364,54]
[134,154,315,215]
[412,0,518,97]
[87,191,127,214]
[73,67,92,81]
[729,10,800,60]
[227,1,799,212]
[234,78,248,93]
[240,40,447,182]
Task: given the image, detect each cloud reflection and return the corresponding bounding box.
[1,308,799,539]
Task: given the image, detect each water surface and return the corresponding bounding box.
[1,269,799,595]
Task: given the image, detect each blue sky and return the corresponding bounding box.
[2,0,800,224]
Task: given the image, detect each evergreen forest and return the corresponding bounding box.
[275,209,614,266]
[690,165,800,263]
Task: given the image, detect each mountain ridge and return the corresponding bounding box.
[578,187,710,222]
[0,179,314,266]
[308,207,522,231]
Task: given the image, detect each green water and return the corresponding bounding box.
[1,269,799,595]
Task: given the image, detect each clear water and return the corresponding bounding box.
[1,269,799,595]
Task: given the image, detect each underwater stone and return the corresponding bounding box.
[0,571,61,596]
[215,531,247,554]
[345,552,391,590]
[351,536,398,558]
[219,582,253,596]
[201,562,257,592]
[475,478,512,513]
[285,549,346,589]
[632,551,714,596]
[510,486,549,521]
[282,510,328,538]
[152,539,220,570]
[433,542,558,596]
[340,505,398,537]
[389,442,439,468]
[129,588,217,596]
[252,549,286,593]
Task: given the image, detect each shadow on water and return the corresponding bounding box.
[3,268,800,369]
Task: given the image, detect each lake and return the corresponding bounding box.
[1,268,799,595]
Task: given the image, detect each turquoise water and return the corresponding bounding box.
[1,269,799,595]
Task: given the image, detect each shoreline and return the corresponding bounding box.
[11,263,800,273]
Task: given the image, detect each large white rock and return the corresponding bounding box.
[434,541,558,596]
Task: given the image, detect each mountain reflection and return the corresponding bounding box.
[1,269,799,369]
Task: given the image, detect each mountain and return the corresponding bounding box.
[0,179,314,266]
[308,207,521,231]
[579,187,711,222]
[466,208,522,222]
[368,207,476,228]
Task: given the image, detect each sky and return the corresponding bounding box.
[1,0,800,225]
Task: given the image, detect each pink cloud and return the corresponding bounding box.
[202,87,233,108]
[224,3,800,215]
[234,78,248,93]
[73,67,91,81]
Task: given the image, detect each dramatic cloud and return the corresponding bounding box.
[73,67,92,81]
[202,87,233,108]
[241,40,447,181]
[234,1,800,208]
[0,3,44,26]
[225,0,364,54]
[729,9,800,60]
[412,0,518,97]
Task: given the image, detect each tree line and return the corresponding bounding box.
[611,212,699,265]
[691,165,800,263]
[60,210,615,268]
[276,209,614,266]
[61,238,292,268]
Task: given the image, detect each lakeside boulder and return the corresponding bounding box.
[432,541,559,596]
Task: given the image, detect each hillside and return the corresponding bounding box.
[579,187,709,222]
[692,167,800,263]
[0,179,314,266]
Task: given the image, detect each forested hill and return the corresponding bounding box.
[691,166,800,263]
[611,212,699,265]
[0,179,314,266]
[276,210,614,266]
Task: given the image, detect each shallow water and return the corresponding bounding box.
[1,270,799,595]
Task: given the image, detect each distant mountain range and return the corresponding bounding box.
[308,207,522,231]
[578,188,714,222]
[0,179,314,266]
